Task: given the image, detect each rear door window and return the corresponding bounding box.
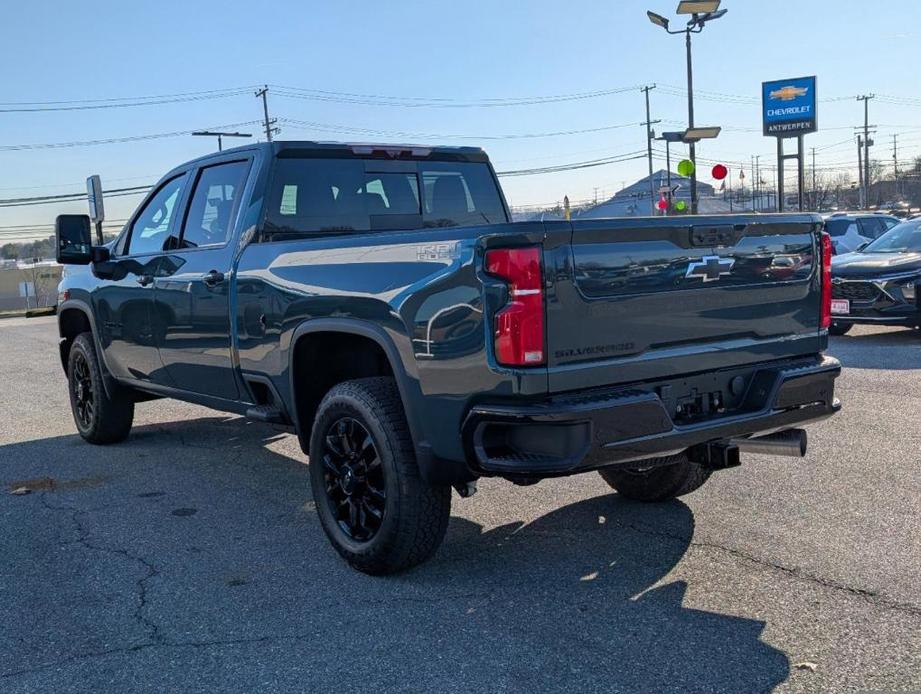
[179,161,249,249]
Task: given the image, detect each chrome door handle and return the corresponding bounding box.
[202,270,225,287]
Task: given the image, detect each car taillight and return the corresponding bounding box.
[821,231,832,329]
[484,246,545,366]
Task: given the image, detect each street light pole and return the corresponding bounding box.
[685,27,697,214]
[646,3,727,215]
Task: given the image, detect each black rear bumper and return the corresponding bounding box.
[462,355,840,477]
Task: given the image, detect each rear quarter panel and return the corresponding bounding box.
[234,222,548,462]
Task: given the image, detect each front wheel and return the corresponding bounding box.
[828,322,852,336]
[308,377,451,575]
[67,332,134,444]
[599,454,711,502]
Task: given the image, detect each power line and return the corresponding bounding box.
[0,87,255,113]
[0,121,262,151]
[496,151,647,177]
[279,117,642,140]
[0,186,152,208]
[270,83,642,108]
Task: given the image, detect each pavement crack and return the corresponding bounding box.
[623,521,921,617]
[38,493,163,644]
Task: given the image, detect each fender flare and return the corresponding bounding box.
[286,318,429,461]
[57,299,119,399]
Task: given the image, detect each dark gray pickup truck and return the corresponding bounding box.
[55,141,840,574]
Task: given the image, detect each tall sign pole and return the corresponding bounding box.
[762,76,818,212]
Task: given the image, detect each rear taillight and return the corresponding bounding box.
[484,246,545,366]
[820,231,832,329]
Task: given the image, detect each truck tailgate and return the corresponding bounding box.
[543,214,825,393]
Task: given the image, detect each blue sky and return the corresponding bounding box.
[1,0,919,238]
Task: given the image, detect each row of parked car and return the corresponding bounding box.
[826,212,921,335]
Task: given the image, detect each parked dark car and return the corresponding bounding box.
[55,141,841,574]
[830,218,921,334]
[823,212,901,254]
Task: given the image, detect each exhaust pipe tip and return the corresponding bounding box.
[732,429,807,458]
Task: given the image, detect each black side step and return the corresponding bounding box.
[245,405,286,424]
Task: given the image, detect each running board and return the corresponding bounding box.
[245,405,286,424]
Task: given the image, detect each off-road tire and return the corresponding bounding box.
[308,377,451,575]
[828,322,852,336]
[599,454,711,502]
[67,332,134,444]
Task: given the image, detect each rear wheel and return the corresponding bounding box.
[67,333,134,444]
[308,377,451,575]
[599,454,711,502]
[828,322,852,336]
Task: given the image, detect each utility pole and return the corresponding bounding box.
[255,85,278,142]
[755,155,761,211]
[892,133,900,197]
[857,135,864,209]
[857,94,875,208]
[750,155,756,212]
[641,85,660,212]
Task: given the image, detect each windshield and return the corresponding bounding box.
[862,220,921,253]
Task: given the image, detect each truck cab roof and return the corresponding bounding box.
[180,140,488,166]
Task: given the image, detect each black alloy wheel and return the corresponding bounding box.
[71,351,95,430]
[320,416,386,542]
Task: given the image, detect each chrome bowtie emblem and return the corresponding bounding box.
[686,255,735,282]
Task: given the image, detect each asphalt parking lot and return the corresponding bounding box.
[1,316,919,693]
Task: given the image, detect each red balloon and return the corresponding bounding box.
[712,164,728,180]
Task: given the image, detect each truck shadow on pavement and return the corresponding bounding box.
[0,416,789,693]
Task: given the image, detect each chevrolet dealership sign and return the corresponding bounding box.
[762,76,817,137]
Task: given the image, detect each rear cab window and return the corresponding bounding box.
[825,219,857,238]
[262,155,507,239]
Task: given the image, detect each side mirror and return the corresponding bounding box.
[55,214,93,265]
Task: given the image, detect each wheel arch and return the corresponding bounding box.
[58,299,119,399]
[287,318,428,463]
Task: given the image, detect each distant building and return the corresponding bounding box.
[0,261,61,311]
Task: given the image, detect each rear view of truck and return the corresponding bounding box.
[467,214,840,498]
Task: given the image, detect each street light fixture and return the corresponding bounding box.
[683,126,722,142]
[645,2,728,213]
[192,130,252,152]
[646,10,670,29]
[676,0,720,14]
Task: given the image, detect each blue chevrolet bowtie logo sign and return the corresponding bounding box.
[686,255,735,282]
[762,75,818,137]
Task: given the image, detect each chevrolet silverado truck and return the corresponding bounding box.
[55,141,841,574]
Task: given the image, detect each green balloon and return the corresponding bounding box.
[677,159,695,177]
[675,200,687,211]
